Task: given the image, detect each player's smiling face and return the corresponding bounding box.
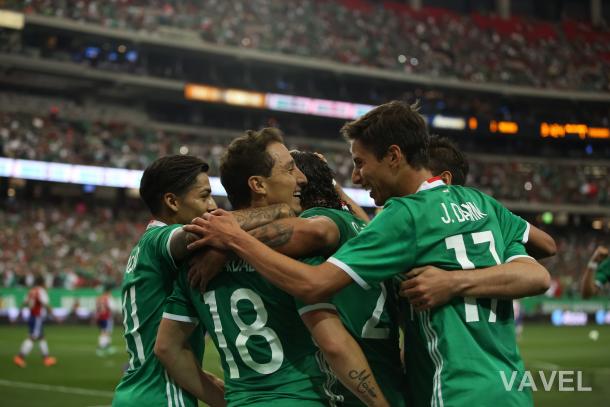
[175,172,217,224]
[350,139,395,206]
[262,142,308,214]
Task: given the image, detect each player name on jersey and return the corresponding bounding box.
[225,259,256,273]
[440,201,487,224]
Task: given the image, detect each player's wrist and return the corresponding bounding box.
[450,270,471,297]
[228,227,253,252]
[587,260,599,270]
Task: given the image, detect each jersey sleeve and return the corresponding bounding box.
[486,195,530,246]
[483,194,533,262]
[595,258,610,288]
[503,240,532,263]
[144,224,183,272]
[294,256,338,314]
[328,199,416,289]
[163,273,199,325]
[39,288,49,306]
[300,207,350,240]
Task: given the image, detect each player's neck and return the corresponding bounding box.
[400,167,434,196]
[154,212,178,226]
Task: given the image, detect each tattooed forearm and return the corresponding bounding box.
[233,204,295,231]
[249,223,294,248]
[348,369,378,398]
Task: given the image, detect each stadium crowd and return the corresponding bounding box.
[7,0,610,91]
[0,202,145,289]
[0,203,602,293]
[1,108,608,205]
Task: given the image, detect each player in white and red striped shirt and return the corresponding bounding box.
[95,285,116,356]
[13,276,57,368]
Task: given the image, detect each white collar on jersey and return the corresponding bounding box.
[147,220,168,229]
[416,176,446,193]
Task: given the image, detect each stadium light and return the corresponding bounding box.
[0,10,24,30]
[0,158,377,207]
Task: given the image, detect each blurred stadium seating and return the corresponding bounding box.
[4,0,610,91]
[0,0,608,290]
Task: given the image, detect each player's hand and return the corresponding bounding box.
[313,152,327,163]
[188,248,228,292]
[400,266,458,311]
[591,246,609,263]
[185,209,243,251]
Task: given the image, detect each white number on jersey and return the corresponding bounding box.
[204,289,284,378]
[445,231,499,323]
[361,283,390,339]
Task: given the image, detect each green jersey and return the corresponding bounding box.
[164,255,328,406]
[595,258,610,289]
[113,221,205,407]
[329,180,532,407]
[297,208,406,407]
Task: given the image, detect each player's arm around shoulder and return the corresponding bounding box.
[248,215,340,258]
[155,318,225,407]
[401,257,551,311]
[300,308,390,407]
[525,224,557,260]
[168,226,201,264]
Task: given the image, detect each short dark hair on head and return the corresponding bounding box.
[428,135,469,186]
[220,128,284,209]
[340,100,429,169]
[139,155,209,215]
[290,151,343,211]
[35,275,45,286]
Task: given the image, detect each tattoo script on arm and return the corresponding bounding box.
[233,204,294,231]
[348,369,378,398]
[249,222,294,248]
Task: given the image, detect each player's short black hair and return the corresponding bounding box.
[290,151,343,211]
[34,275,45,286]
[428,135,469,186]
[139,155,209,216]
[220,128,284,209]
[340,100,429,169]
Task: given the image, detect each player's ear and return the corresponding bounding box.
[248,175,267,196]
[439,170,453,185]
[386,144,403,168]
[163,192,180,213]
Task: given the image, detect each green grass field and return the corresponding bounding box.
[0,323,608,406]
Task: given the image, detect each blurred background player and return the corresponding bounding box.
[580,246,609,298]
[95,284,116,356]
[13,275,57,368]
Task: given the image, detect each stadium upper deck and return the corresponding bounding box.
[3,0,610,92]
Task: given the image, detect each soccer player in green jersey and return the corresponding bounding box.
[113,155,223,407]
[189,101,552,407]
[427,134,556,260]
[400,135,556,308]
[237,150,406,406]
[580,245,609,298]
[114,155,291,407]
[156,129,388,407]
